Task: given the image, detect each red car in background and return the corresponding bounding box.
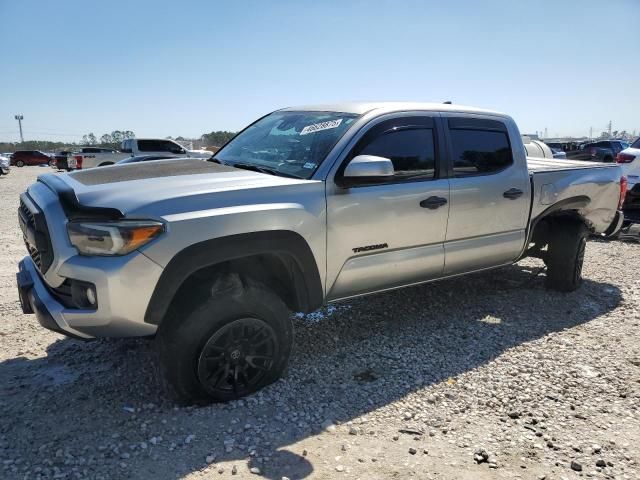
[10,150,53,167]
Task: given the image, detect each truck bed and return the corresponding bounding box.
[527,156,622,234]
[526,156,615,173]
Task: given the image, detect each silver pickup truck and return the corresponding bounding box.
[16,102,625,403]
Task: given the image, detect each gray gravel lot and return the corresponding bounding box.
[1,167,639,480]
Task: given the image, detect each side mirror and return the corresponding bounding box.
[343,155,394,181]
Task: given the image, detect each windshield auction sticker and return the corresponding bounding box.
[300,119,342,135]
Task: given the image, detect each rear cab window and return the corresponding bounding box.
[447,118,513,177]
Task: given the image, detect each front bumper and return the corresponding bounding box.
[17,254,161,339]
[17,258,92,339]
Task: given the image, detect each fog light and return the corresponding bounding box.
[69,279,98,309]
[86,287,96,306]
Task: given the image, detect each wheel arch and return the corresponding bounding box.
[144,230,324,326]
[525,196,591,254]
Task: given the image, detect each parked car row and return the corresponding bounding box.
[0,153,10,175]
[53,138,212,171]
[564,140,630,163]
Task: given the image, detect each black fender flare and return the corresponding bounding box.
[144,231,324,325]
[525,196,591,245]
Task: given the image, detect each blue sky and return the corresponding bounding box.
[0,0,638,142]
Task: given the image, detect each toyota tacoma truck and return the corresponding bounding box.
[16,102,626,403]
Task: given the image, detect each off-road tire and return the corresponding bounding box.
[544,220,589,292]
[156,274,293,404]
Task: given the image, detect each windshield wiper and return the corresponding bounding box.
[230,162,302,179]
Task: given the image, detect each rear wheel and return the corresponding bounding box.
[16,160,24,167]
[544,221,589,292]
[156,275,293,403]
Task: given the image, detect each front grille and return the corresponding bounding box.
[18,194,54,273]
[26,243,42,269]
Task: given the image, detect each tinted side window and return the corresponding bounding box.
[358,128,435,179]
[138,140,183,153]
[450,129,513,176]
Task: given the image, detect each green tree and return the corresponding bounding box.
[81,133,97,145]
[201,130,236,147]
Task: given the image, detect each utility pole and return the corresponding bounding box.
[589,127,593,140]
[14,114,24,143]
[544,127,547,139]
[607,120,612,138]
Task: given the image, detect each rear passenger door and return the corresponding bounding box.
[442,116,530,275]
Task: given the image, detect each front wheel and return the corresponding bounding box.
[16,160,24,167]
[156,275,293,403]
[544,221,589,292]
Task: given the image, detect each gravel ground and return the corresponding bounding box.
[1,167,639,480]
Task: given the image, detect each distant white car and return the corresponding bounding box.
[550,147,567,159]
[617,138,640,187]
[0,154,10,175]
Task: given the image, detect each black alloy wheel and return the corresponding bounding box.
[196,317,278,398]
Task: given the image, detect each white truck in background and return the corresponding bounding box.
[56,139,212,170]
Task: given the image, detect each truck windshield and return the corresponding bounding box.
[214,111,359,179]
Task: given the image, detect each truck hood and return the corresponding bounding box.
[41,159,316,216]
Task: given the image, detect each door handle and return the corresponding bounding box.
[503,188,524,200]
[420,196,448,209]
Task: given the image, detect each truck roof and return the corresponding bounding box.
[280,102,507,117]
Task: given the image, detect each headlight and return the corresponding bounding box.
[67,220,164,256]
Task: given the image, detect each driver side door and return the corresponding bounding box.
[325,114,450,300]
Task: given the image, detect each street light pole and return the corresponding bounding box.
[14,114,24,143]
